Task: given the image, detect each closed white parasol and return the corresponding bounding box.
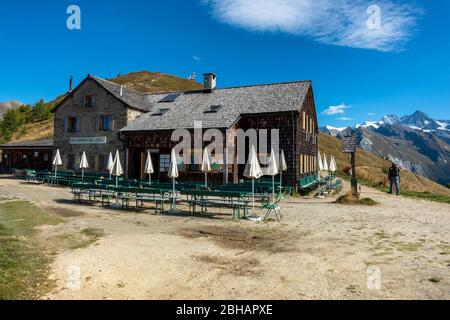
[79,151,89,182]
[106,152,114,180]
[53,149,62,178]
[201,147,212,188]
[168,149,179,213]
[144,151,154,186]
[266,149,279,201]
[244,145,263,219]
[279,150,288,187]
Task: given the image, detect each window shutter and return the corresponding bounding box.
[76,117,81,132]
[95,115,99,132]
[111,117,115,131]
[302,112,306,130]
[91,96,95,108]
[64,117,68,133]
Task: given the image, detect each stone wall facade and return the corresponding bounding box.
[53,78,143,173]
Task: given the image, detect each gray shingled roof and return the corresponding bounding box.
[92,76,154,112]
[0,139,54,149]
[119,81,311,131]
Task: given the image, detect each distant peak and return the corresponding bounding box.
[381,114,400,125]
[412,110,429,117]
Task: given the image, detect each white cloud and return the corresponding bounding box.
[193,55,201,62]
[368,112,376,116]
[202,0,421,52]
[322,104,350,115]
[337,117,353,121]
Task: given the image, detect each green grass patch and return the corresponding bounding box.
[400,192,450,204]
[429,277,441,284]
[392,241,423,252]
[339,174,450,204]
[0,201,64,300]
[80,228,105,238]
[52,228,105,251]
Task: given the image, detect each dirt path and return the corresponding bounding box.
[0,177,448,300]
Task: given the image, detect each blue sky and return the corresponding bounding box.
[0,0,449,127]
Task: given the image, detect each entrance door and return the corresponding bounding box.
[131,150,142,180]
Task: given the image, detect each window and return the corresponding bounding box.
[84,95,95,108]
[43,153,49,162]
[65,117,80,133]
[159,154,170,173]
[178,157,185,172]
[97,115,113,132]
[98,154,107,171]
[88,155,96,169]
[189,150,202,172]
[68,154,75,171]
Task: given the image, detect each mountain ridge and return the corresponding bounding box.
[320,111,450,185]
[0,101,23,119]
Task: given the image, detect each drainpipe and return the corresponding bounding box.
[117,131,128,178]
[292,111,296,190]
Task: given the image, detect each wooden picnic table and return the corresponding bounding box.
[180,189,251,220]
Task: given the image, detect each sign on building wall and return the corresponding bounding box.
[70,137,107,145]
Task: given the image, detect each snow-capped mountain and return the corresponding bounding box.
[320,125,347,137]
[321,111,450,185]
[400,111,445,131]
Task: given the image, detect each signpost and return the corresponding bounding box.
[342,135,358,196]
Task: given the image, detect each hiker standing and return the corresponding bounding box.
[388,163,400,195]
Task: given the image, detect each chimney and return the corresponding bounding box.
[203,73,217,92]
[69,76,73,93]
[120,85,124,97]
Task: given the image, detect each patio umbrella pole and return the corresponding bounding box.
[115,176,119,205]
[252,178,255,214]
[205,173,207,188]
[172,178,176,210]
[272,175,275,202]
[280,171,282,188]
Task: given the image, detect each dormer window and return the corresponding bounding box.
[204,105,222,114]
[84,94,95,108]
[159,93,183,103]
[152,108,170,116]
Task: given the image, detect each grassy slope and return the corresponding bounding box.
[9,71,203,143]
[0,201,63,299]
[319,133,450,198]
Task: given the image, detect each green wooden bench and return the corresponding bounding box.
[299,175,319,190]
[181,190,250,220]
